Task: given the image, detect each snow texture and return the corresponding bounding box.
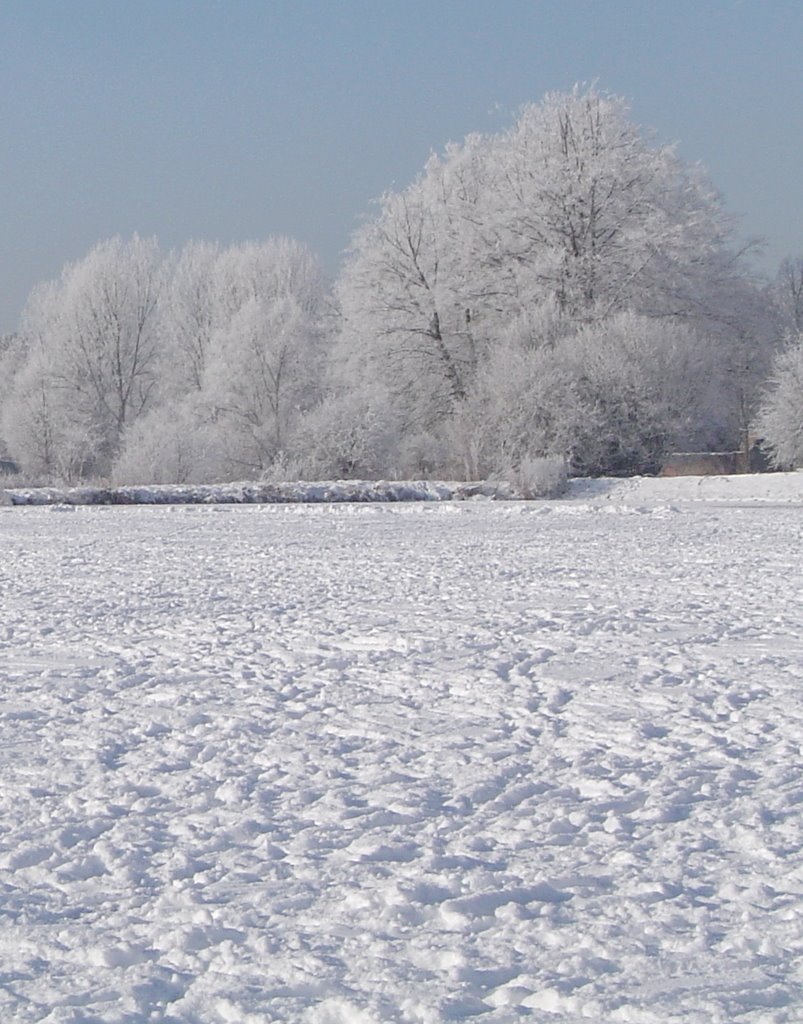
[1,473,803,1022]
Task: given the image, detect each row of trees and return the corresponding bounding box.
[1,88,801,484]
[1,236,328,482]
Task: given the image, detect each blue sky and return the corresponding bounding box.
[1,0,800,332]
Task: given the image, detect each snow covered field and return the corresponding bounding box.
[1,477,803,1022]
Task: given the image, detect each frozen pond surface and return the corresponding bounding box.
[1,493,802,1022]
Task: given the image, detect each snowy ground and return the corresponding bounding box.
[1,476,803,1022]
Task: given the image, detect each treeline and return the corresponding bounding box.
[1,88,801,486]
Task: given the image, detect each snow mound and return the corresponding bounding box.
[0,478,520,506]
[4,471,803,507]
[567,470,803,505]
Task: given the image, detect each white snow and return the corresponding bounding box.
[1,474,803,1022]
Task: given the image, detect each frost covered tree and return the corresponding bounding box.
[337,150,483,438]
[769,256,803,337]
[3,233,332,484]
[340,87,759,337]
[56,235,163,449]
[478,89,755,324]
[1,299,100,482]
[336,87,768,474]
[158,240,222,396]
[204,293,320,473]
[0,332,26,462]
[3,282,96,480]
[2,350,99,481]
[754,333,803,468]
[752,257,803,465]
[198,239,326,475]
[4,235,163,477]
[113,237,329,483]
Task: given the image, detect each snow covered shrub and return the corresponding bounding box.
[259,450,312,483]
[509,455,568,498]
[445,311,707,479]
[551,313,708,476]
[395,428,455,479]
[445,336,570,480]
[111,402,225,485]
[2,355,100,483]
[289,390,400,479]
[754,334,803,468]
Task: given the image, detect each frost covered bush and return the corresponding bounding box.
[6,238,164,481]
[2,354,101,483]
[550,314,709,476]
[754,334,803,468]
[508,455,568,498]
[445,312,706,479]
[285,390,400,479]
[446,345,567,480]
[111,403,225,485]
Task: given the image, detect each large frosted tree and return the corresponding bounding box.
[477,90,754,325]
[336,86,771,474]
